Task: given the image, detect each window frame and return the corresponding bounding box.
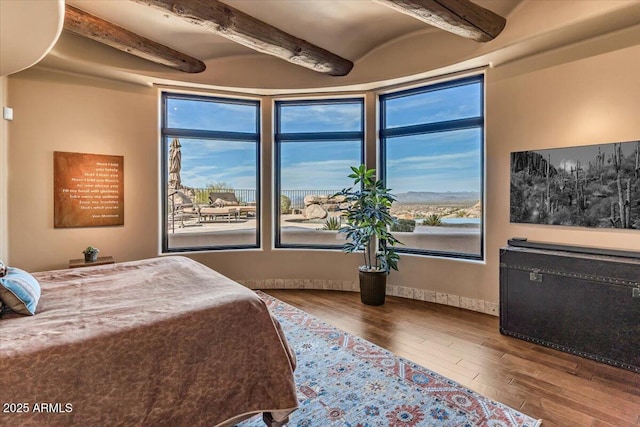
[379,75,485,261]
[274,97,365,250]
[160,92,261,253]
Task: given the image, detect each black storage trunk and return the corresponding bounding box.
[499,239,640,373]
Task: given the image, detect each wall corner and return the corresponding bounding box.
[0,76,9,262]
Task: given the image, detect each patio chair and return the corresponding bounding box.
[208,192,256,218]
[169,190,201,229]
[198,205,239,223]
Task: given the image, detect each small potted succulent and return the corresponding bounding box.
[83,246,100,263]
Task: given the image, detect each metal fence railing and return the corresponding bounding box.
[192,188,257,205]
[280,189,340,210]
[189,188,340,210]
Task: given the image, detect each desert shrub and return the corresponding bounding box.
[192,190,208,205]
[192,182,233,204]
[509,184,530,222]
[423,214,442,226]
[322,217,341,230]
[550,207,571,225]
[580,212,601,228]
[281,194,292,214]
[390,219,416,232]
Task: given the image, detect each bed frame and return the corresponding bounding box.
[0,256,298,426]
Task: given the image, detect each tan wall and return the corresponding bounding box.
[478,43,640,301]
[6,40,640,306]
[7,69,159,271]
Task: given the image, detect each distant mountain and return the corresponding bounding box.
[394,191,480,204]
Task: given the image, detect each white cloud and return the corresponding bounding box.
[558,159,577,172]
[280,103,362,131]
[181,164,257,189]
[168,100,257,132]
[388,172,481,193]
[281,159,356,190]
[387,151,478,171]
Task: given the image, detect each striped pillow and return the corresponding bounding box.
[0,268,41,315]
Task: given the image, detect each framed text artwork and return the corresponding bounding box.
[510,140,639,229]
[54,151,124,228]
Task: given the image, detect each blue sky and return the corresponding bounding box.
[386,129,482,194]
[167,83,482,193]
[176,139,256,189]
[280,141,361,191]
[385,83,481,128]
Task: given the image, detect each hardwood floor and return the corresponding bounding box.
[263,289,640,427]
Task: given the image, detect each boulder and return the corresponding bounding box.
[304,195,322,206]
[332,194,347,203]
[395,213,414,220]
[305,204,328,219]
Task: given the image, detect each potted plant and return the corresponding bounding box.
[83,246,100,262]
[336,165,402,305]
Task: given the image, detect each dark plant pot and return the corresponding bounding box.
[359,270,387,306]
[84,253,98,263]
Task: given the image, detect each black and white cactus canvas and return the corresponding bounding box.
[510,140,640,229]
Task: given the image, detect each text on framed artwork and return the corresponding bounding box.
[54,151,124,228]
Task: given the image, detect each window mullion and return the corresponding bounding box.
[163,128,259,142]
[380,117,483,139]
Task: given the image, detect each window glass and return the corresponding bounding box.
[166,97,258,133]
[162,94,259,252]
[385,130,482,194]
[384,82,482,129]
[380,77,484,260]
[276,99,364,248]
[279,101,363,133]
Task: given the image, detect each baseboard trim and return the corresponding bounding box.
[237,279,498,317]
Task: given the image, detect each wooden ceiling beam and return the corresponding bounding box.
[64,5,206,73]
[374,0,506,42]
[130,0,354,76]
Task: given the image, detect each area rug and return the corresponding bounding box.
[237,292,541,427]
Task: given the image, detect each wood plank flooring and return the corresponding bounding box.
[264,289,640,427]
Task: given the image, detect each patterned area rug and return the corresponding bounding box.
[238,292,541,427]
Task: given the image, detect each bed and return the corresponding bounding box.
[0,256,298,426]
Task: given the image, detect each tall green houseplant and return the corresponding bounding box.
[337,165,402,305]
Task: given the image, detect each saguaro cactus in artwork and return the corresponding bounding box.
[635,142,640,179]
[610,143,630,228]
[624,178,631,228]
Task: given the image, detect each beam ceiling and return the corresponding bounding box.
[130,0,354,76]
[374,0,506,42]
[63,0,506,77]
[64,5,206,73]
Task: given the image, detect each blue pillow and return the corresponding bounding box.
[0,267,41,315]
